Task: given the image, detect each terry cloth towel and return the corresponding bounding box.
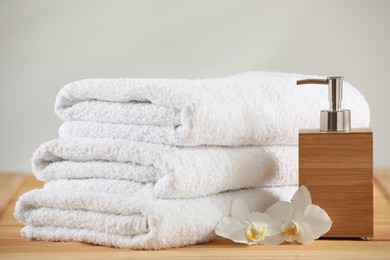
[14,186,296,249]
[32,138,298,199]
[56,71,370,146]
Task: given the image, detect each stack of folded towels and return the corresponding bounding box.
[14,71,370,249]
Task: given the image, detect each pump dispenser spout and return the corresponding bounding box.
[297,76,351,132]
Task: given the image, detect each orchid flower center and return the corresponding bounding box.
[246,222,266,242]
[281,220,300,242]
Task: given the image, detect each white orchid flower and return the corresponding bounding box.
[265,185,332,244]
[215,198,285,245]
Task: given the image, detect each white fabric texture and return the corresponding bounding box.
[32,138,298,198]
[56,71,370,146]
[14,186,296,249]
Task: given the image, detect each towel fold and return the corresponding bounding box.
[14,186,296,249]
[56,71,370,146]
[33,138,298,198]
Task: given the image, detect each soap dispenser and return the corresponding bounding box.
[297,76,373,238]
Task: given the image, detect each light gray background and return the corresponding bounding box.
[1,0,389,172]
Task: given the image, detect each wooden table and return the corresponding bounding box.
[1,170,390,260]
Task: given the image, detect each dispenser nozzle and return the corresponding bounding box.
[296,76,351,132]
[297,78,328,85]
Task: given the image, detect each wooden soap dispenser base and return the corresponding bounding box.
[297,76,373,238]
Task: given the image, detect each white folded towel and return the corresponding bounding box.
[14,186,296,249]
[56,71,370,146]
[33,138,298,198]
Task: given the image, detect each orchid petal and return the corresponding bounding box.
[215,217,245,236]
[215,217,248,244]
[301,204,332,239]
[292,186,312,220]
[265,220,283,236]
[262,234,285,245]
[228,225,252,244]
[247,212,273,224]
[231,198,250,222]
[265,201,293,221]
[297,223,315,244]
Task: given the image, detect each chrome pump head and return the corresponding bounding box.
[297,76,351,132]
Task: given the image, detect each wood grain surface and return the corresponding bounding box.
[0,170,390,260]
[299,129,373,237]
